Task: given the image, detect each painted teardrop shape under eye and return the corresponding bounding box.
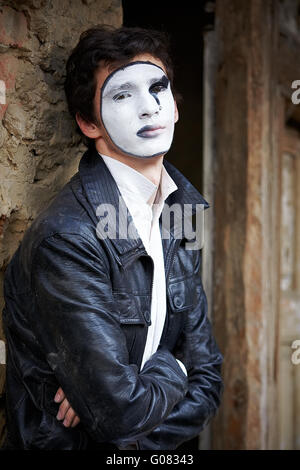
[149,76,169,105]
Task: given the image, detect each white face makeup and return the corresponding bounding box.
[100,61,176,158]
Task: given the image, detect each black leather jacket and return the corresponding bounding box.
[2,148,224,450]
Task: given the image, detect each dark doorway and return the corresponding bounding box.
[122,0,208,195]
[122,0,210,451]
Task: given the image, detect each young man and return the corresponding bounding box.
[2,26,224,450]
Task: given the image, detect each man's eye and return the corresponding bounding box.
[113,92,131,101]
[150,83,167,94]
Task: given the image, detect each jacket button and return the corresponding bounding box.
[144,310,150,322]
[174,296,183,308]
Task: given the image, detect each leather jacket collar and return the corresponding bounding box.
[76,147,209,267]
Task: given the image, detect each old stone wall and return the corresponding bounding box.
[0,0,122,444]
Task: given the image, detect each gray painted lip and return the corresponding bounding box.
[137,125,165,138]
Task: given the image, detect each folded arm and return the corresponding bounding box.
[136,250,224,450]
[31,233,188,444]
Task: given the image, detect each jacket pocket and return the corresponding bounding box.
[42,380,61,417]
[38,380,88,450]
[112,291,148,357]
[112,291,147,324]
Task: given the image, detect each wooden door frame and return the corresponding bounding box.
[203,0,283,449]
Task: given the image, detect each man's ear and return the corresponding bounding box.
[174,100,179,123]
[75,112,102,139]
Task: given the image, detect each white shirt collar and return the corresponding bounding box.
[99,153,178,207]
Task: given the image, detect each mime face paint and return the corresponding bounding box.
[100,61,176,158]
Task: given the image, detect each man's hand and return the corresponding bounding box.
[54,387,81,428]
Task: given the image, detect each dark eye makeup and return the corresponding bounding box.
[150,76,169,94]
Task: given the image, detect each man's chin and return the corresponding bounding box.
[119,139,172,159]
[96,135,172,160]
[121,148,170,159]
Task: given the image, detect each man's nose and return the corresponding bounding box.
[138,92,160,119]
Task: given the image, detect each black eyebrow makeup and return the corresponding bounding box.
[153,75,169,88]
[148,75,169,86]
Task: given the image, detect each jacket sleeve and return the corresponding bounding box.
[136,249,224,450]
[30,233,188,444]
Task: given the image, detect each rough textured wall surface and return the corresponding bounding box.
[0,0,122,444]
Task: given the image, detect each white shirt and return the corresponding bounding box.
[99,153,187,375]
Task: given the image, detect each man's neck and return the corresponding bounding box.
[95,142,164,187]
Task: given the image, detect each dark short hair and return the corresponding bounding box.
[64,25,179,147]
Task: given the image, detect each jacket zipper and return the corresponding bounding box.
[166,238,181,285]
[127,237,180,345]
[145,236,180,331]
[145,254,154,326]
[133,250,154,326]
[158,237,181,346]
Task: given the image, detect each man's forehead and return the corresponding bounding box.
[101,61,167,93]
